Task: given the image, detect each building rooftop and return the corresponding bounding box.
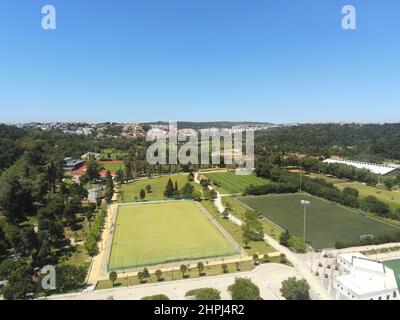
[323,158,398,175]
[336,252,398,297]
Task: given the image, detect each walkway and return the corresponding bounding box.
[45,263,298,300]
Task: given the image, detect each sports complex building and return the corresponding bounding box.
[334,252,399,300]
[323,159,400,177]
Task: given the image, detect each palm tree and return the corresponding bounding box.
[197,262,204,276]
[109,271,117,286]
[155,269,163,281]
[180,264,188,278]
[137,271,145,283]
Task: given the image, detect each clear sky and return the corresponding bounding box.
[1,0,399,123]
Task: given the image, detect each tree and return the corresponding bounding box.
[86,159,100,182]
[155,269,163,281]
[137,271,145,283]
[145,184,152,193]
[243,236,250,248]
[187,172,195,182]
[143,267,150,278]
[280,277,310,300]
[180,264,188,278]
[288,236,307,253]
[197,262,204,276]
[164,178,175,197]
[140,189,146,200]
[343,187,359,198]
[222,209,230,219]
[0,176,35,223]
[263,253,270,263]
[174,181,178,192]
[253,254,259,265]
[109,271,118,286]
[186,288,221,300]
[54,265,86,293]
[180,183,194,198]
[222,263,228,273]
[115,169,125,184]
[279,229,291,247]
[192,190,202,201]
[228,278,261,300]
[105,171,114,204]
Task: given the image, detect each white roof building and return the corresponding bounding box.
[323,158,399,176]
[334,252,399,300]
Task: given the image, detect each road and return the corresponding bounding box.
[45,263,298,300]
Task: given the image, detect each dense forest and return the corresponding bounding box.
[254,123,400,161]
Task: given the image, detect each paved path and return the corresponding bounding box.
[195,172,331,300]
[45,264,298,300]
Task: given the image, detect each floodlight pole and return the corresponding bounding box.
[301,200,310,242]
[299,167,304,192]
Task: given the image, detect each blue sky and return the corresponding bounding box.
[1,0,399,123]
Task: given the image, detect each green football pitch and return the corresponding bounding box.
[108,201,238,271]
[204,172,267,194]
[239,194,400,249]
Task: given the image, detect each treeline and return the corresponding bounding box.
[247,160,396,219]
[288,156,381,186]
[254,123,400,161]
[335,231,400,249]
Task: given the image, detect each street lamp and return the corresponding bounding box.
[301,200,310,242]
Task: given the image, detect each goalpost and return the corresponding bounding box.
[360,234,374,241]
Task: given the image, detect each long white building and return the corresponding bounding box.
[323,158,400,176]
[333,252,399,300]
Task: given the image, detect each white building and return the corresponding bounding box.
[334,252,399,300]
[323,158,400,176]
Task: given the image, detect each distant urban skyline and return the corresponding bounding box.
[1,0,400,123]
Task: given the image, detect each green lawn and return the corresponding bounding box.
[98,162,125,171]
[383,259,400,288]
[239,193,400,249]
[108,201,238,271]
[201,200,275,255]
[335,181,400,211]
[204,172,268,194]
[100,148,128,160]
[222,197,281,241]
[308,173,349,184]
[118,174,199,203]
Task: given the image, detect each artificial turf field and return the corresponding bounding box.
[239,194,400,249]
[108,201,238,270]
[204,172,268,194]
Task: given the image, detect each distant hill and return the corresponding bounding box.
[141,121,274,129]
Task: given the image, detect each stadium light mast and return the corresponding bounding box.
[299,167,304,192]
[301,200,310,242]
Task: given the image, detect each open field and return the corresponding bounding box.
[239,194,400,249]
[100,148,128,161]
[118,174,199,202]
[308,172,349,184]
[204,172,268,194]
[383,259,400,288]
[98,160,125,172]
[108,201,239,270]
[201,200,275,255]
[221,197,281,241]
[335,181,400,211]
